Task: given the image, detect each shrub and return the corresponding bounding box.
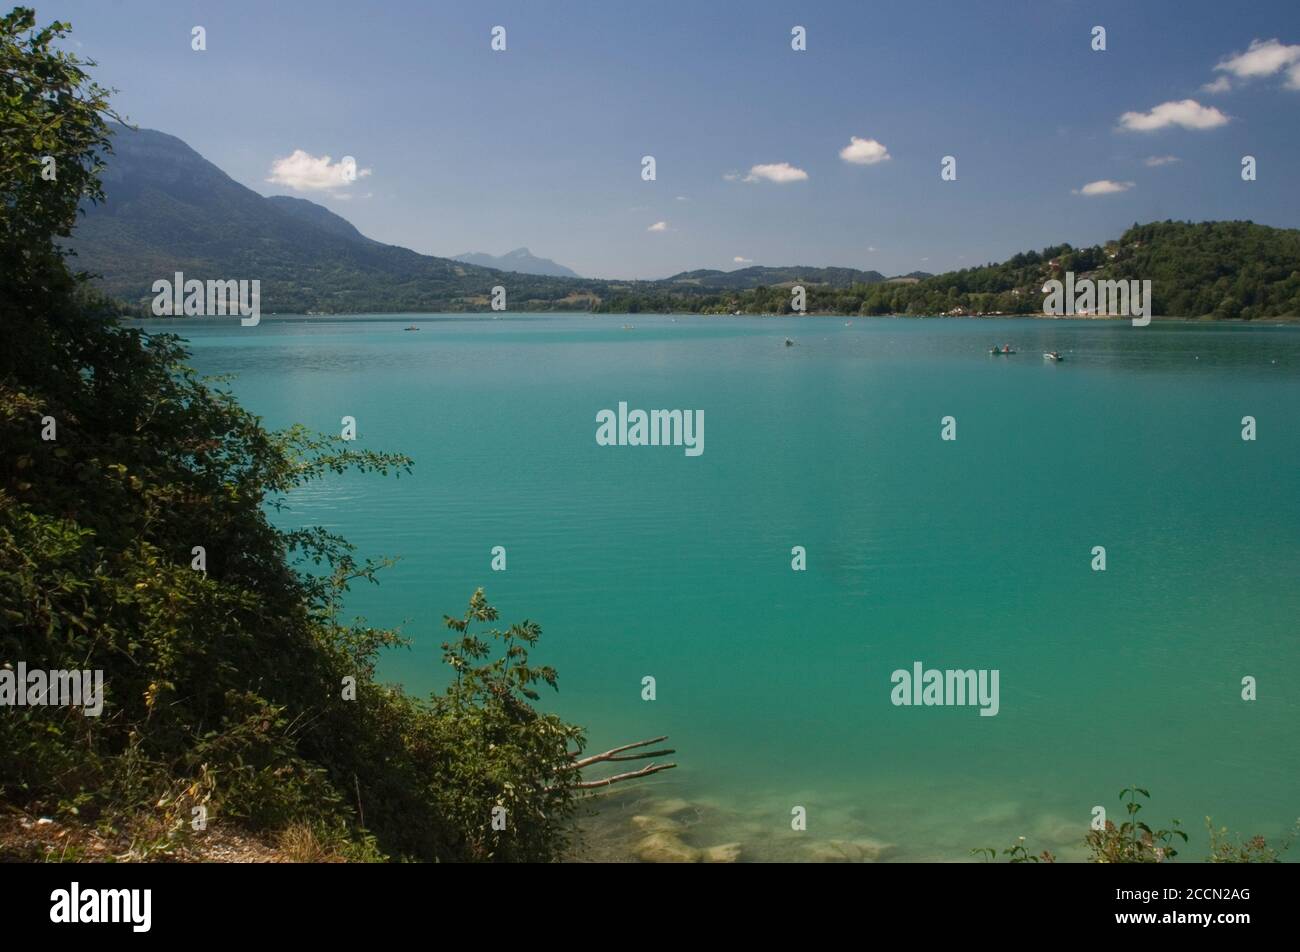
[1,7,584,862]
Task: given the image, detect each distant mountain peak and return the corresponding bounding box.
[453,248,580,278]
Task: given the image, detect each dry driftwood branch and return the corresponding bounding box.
[574,762,678,789]
[564,735,673,770]
[564,735,677,787]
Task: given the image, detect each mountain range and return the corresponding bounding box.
[65,126,1299,319]
[67,125,931,313]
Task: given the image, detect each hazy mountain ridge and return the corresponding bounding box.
[453,248,581,278]
[663,265,889,289]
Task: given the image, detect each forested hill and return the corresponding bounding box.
[703,221,1300,319]
[66,125,627,313]
[1103,221,1300,319]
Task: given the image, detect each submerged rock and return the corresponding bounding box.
[804,837,897,863]
[647,797,695,819]
[852,837,897,861]
[635,832,702,863]
[630,814,680,834]
[702,842,743,863]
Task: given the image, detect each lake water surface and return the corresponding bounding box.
[144,314,1300,861]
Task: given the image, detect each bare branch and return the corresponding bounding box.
[574,762,678,789]
[566,735,668,769]
[603,748,675,762]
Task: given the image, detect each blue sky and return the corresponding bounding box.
[38,0,1300,279]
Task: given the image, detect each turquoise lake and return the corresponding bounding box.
[144,314,1300,861]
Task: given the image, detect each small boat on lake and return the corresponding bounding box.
[1043,351,1064,361]
[404,325,420,331]
[989,345,1015,355]
[784,338,795,347]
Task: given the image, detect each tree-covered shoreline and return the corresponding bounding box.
[590,221,1300,319]
[105,218,1300,320]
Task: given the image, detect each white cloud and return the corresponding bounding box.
[733,256,752,264]
[674,195,689,201]
[1215,38,1300,79]
[742,162,808,184]
[1201,76,1232,94]
[1117,99,1229,132]
[1289,62,1300,91]
[1074,179,1135,196]
[1144,155,1180,167]
[647,221,668,232]
[722,171,741,182]
[267,150,371,191]
[839,136,891,165]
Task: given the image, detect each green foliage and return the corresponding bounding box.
[600,223,1300,319]
[429,589,585,861]
[974,787,1189,864]
[0,7,120,300]
[977,791,1299,865]
[1084,786,1187,863]
[1,8,585,862]
[1107,220,1300,319]
[971,838,1056,864]
[1204,816,1296,863]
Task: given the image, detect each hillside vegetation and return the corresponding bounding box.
[2,8,584,863]
[631,221,1300,319]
